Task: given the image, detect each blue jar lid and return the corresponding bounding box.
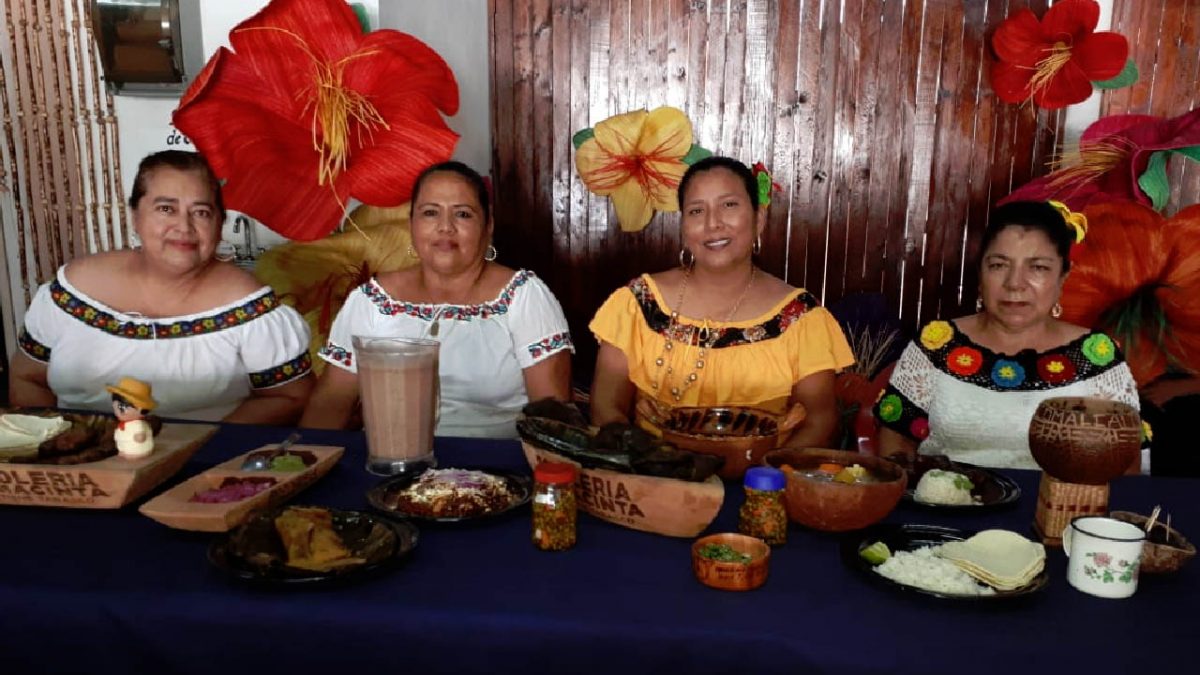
[744,467,786,491]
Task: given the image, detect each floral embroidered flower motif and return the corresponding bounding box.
[528,332,574,360]
[909,417,930,441]
[920,320,954,350]
[318,342,353,367]
[248,352,313,389]
[1081,333,1116,365]
[946,346,984,376]
[17,329,50,362]
[991,359,1026,388]
[990,0,1129,110]
[1036,354,1078,384]
[362,271,532,321]
[573,107,706,232]
[877,394,903,423]
[741,324,768,342]
[172,0,460,241]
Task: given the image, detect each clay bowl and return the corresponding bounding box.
[1110,511,1196,574]
[763,448,906,532]
[1028,397,1141,485]
[660,406,787,479]
[691,532,770,591]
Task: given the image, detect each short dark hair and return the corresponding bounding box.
[677,156,759,211]
[111,393,150,416]
[410,161,491,223]
[129,150,225,224]
[979,201,1073,273]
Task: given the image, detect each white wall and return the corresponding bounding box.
[112,0,490,253]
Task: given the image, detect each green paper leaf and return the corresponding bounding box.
[1093,59,1138,90]
[681,144,712,165]
[572,128,595,150]
[1139,150,1171,211]
[349,3,370,32]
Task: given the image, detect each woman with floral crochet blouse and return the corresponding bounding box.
[876,201,1141,470]
[8,150,313,423]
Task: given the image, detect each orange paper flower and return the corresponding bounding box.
[573,107,701,232]
[173,0,459,241]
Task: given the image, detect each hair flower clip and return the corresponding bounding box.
[1049,200,1088,243]
[751,162,782,208]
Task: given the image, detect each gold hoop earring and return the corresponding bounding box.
[484,244,498,262]
[753,235,762,255]
[679,247,695,269]
[975,297,983,312]
[406,245,419,259]
[1051,302,1063,318]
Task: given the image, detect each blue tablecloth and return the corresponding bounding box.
[1,423,1196,675]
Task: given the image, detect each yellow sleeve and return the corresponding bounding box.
[787,306,855,380]
[588,283,659,394]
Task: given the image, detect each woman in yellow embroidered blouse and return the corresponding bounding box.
[588,156,854,447]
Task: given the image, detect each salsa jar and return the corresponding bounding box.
[532,462,578,551]
[738,467,787,545]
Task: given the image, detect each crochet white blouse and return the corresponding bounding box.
[18,267,312,421]
[875,320,1140,470]
[319,269,574,439]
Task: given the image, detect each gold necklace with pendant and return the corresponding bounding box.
[650,266,757,402]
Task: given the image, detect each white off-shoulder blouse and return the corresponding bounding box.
[18,267,312,421]
[319,269,574,439]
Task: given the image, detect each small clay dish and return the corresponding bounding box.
[691,532,770,591]
[764,448,906,532]
[1110,511,1195,574]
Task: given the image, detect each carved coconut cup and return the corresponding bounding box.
[1028,397,1141,485]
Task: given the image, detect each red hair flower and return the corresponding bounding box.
[909,417,930,441]
[946,346,983,377]
[990,0,1130,110]
[1036,354,1077,384]
[173,0,460,241]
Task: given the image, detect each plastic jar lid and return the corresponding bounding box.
[534,461,577,484]
[744,466,786,491]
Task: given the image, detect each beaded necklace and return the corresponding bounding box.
[650,266,757,402]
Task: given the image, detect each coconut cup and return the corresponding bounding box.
[763,448,906,532]
[1110,511,1196,574]
[1028,397,1141,485]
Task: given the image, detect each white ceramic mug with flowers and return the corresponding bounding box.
[1062,516,1145,599]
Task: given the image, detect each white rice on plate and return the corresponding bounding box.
[874,546,995,595]
[913,469,978,506]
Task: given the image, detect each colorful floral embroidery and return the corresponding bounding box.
[1037,354,1077,384]
[877,394,903,423]
[318,342,353,368]
[946,346,983,376]
[920,320,954,350]
[991,359,1026,388]
[362,270,532,322]
[50,279,279,339]
[528,332,574,360]
[1082,333,1116,365]
[249,352,313,389]
[17,329,50,362]
[909,417,930,440]
[631,277,817,349]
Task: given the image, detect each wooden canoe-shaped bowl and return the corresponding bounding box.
[0,422,218,509]
[658,406,791,479]
[138,444,344,532]
[521,442,724,538]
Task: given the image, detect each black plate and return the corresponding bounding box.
[898,456,1021,510]
[208,506,417,587]
[366,467,533,524]
[842,524,1048,600]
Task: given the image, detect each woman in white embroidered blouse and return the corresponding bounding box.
[300,161,573,438]
[875,201,1141,470]
[8,150,313,423]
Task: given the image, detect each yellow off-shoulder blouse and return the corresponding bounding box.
[589,274,855,417]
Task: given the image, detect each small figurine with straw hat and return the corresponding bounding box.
[106,377,158,459]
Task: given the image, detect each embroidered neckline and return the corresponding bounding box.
[630,276,816,349]
[49,272,280,340]
[915,319,1121,391]
[362,269,533,321]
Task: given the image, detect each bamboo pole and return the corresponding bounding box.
[44,0,79,261]
[71,0,101,253]
[83,0,121,251]
[0,1,30,307]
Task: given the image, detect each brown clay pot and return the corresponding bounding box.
[1027,397,1141,485]
[659,406,799,479]
[762,448,906,532]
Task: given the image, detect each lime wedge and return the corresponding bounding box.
[860,541,891,565]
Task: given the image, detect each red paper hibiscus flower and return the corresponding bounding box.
[990,0,1128,109]
[173,0,459,241]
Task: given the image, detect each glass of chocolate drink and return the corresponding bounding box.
[353,336,440,476]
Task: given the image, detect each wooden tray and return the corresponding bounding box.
[522,442,724,538]
[0,422,217,509]
[138,444,344,532]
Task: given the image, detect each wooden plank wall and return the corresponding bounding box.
[1103,0,1200,215]
[488,0,1062,372]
